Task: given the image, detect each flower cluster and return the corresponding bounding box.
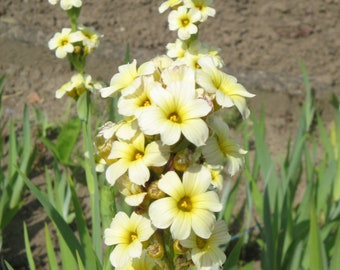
[48,25,102,59]
[98,1,255,269]
[47,1,102,99]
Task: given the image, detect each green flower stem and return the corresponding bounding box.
[67,7,81,32]
[163,229,175,270]
[80,91,103,263]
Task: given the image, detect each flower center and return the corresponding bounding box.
[130,232,138,242]
[135,151,144,160]
[181,17,190,27]
[169,113,181,123]
[143,99,151,107]
[196,236,208,249]
[60,37,70,46]
[178,196,192,212]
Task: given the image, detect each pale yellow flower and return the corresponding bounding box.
[97,118,140,143]
[104,211,155,269]
[97,121,118,141]
[160,63,195,86]
[138,80,211,146]
[78,25,103,54]
[100,60,155,98]
[148,165,222,240]
[196,56,255,119]
[106,132,170,186]
[118,76,158,118]
[119,250,157,270]
[48,28,84,58]
[55,73,99,98]
[180,220,230,269]
[48,0,82,10]
[183,0,216,22]
[166,39,188,59]
[202,116,247,176]
[204,163,224,190]
[168,6,201,40]
[117,175,147,207]
[159,0,183,13]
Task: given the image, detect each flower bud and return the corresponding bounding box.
[173,149,191,172]
[147,180,166,200]
[147,231,165,260]
[173,240,189,255]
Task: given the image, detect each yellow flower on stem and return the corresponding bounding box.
[118,76,158,118]
[202,116,247,176]
[48,28,83,58]
[100,60,155,98]
[106,132,170,186]
[119,250,157,270]
[78,25,103,54]
[168,6,201,40]
[55,73,100,99]
[196,56,255,119]
[183,0,216,22]
[117,175,148,207]
[148,165,222,240]
[166,39,188,59]
[48,0,82,10]
[159,0,183,13]
[138,79,211,146]
[104,211,155,269]
[180,220,230,269]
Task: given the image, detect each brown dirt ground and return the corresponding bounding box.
[0,0,339,269]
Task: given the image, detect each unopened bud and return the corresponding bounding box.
[147,180,166,200]
[147,241,164,259]
[173,149,190,172]
[173,240,189,255]
[73,45,82,54]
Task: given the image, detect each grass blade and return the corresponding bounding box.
[223,236,244,270]
[330,226,340,270]
[4,260,15,270]
[308,203,327,270]
[69,177,101,269]
[23,222,36,270]
[21,170,85,264]
[44,223,59,270]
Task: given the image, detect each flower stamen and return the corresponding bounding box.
[130,232,138,242]
[169,113,180,123]
[135,152,144,160]
[178,196,192,212]
[181,17,190,27]
[143,100,151,107]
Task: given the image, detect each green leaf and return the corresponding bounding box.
[44,223,59,270]
[23,222,36,270]
[330,226,340,270]
[69,177,101,269]
[82,120,102,262]
[4,260,15,270]
[103,246,114,270]
[10,105,34,208]
[76,251,86,270]
[308,203,327,270]
[100,183,116,230]
[55,117,81,164]
[223,236,244,270]
[77,91,89,121]
[21,171,85,263]
[40,136,61,160]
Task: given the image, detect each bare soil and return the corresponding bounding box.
[0,0,339,268]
